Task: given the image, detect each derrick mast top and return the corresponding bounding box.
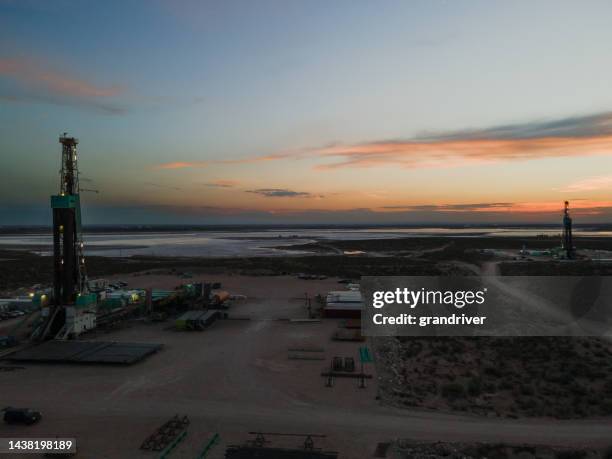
[59,134,80,196]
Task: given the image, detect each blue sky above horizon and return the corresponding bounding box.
[2,0,612,225]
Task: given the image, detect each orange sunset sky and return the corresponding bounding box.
[1,1,612,224]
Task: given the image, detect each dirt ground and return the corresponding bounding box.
[0,274,380,458]
[1,273,612,458]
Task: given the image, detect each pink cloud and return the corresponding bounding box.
[308,136,612,170]
[0,58,122,98]
[153,135,612,173]
[379,200,612,215]
[154,161,208,170]
[154,112,612,171]
[153,153,292,170]
[0,57,124,113]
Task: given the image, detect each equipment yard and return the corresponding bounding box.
[1,273,612,458]
[1,274,381,458]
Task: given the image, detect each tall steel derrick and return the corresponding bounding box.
[37,134,90,339]
[562,200,574,259]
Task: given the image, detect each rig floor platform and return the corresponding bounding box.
[7,340,162,364]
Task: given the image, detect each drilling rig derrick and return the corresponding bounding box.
[36,134,96,340]
[562,200,575,259]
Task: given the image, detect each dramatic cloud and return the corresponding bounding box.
[414,112,612,142]
[246,188,316,198]
[0,57,125,114]
[310,136,612,170]
[307,112,612,169]
[379,200,612,215]
[152,112,612,171]
[557,175,612,193]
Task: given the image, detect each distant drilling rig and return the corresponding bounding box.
[36,134,97,340]
[562,200,575,259]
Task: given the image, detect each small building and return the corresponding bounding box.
[323,290,362,318]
